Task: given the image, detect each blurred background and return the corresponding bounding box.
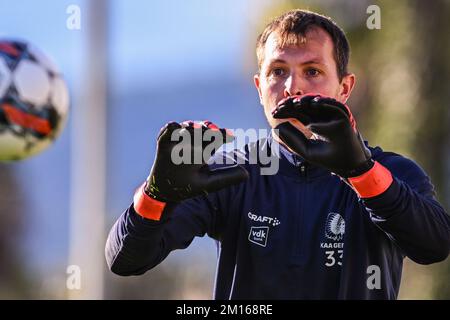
[0,0,449,299]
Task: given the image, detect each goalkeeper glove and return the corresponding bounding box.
[134,120,248,220]
[273,94,392,197]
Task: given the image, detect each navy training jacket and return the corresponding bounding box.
[105,134,450,299]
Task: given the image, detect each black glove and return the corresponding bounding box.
[144,120,249,203]
[272,94,373,178]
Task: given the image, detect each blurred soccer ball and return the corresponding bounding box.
[0,39,69,162]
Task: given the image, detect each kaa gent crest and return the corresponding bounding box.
[325,212,345,241]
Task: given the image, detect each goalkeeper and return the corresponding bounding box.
[105,9,450,299]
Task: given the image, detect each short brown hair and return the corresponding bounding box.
[256,9,350,81]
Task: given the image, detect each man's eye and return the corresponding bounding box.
[271,68,285,77]
[306,68,320,77]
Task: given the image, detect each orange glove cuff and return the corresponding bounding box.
[348,161,393,198]
[133,183,166,221]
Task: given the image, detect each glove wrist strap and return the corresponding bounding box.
[348,161,393,198]
[133,183,166,221]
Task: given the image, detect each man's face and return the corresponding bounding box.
[254,26,355,137]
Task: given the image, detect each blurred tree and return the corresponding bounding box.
[409,0,450,298]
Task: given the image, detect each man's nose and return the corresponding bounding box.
[283,74,304,97]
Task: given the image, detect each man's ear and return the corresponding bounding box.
[254,74,263,105]
[339,73,356,104]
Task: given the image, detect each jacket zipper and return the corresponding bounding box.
[292,162,307,264]
[300,163,307,178]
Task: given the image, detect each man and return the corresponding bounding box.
[105,9,450,299]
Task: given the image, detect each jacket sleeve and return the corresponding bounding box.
[362,155,450,264]
[105,192,224,276]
